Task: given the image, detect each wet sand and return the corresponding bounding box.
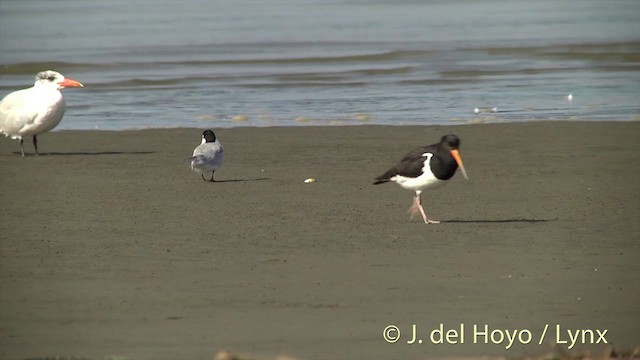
[0,122,639,360]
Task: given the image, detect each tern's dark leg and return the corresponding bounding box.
[208,171,216,182]
[33,135,39,155]
[20,138,25,157]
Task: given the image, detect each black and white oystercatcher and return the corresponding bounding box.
[190,129,224,182]
[373,134,469,224]
[0,70,84,156]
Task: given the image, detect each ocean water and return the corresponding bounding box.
[0,0,639,130]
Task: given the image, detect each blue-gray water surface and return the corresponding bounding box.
[1,0,639,130]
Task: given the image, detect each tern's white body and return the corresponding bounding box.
[0,87,66,139]
[0,70,83,156]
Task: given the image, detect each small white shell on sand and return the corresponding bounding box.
[304,178,316,183]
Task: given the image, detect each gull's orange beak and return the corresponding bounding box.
[450,149,469,180]
[59,78,84,89]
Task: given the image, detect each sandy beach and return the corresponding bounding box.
[0,121,638,360]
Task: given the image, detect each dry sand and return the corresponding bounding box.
[0,122,639,360]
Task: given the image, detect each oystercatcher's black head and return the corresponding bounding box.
[202,129,217,143]
[439,134,461,149]
[439,134,468,180]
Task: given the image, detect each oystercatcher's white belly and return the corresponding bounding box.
[391,172,446,191]
[390,153,447,191]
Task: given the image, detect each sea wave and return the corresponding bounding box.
[2,40,638,77]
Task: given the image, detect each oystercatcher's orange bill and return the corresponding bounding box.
[450,149,469,180]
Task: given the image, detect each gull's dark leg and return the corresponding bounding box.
[33,135,39,155]
[208,171,216,182]
[201,174,207,181]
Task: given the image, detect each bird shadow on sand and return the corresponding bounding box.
[442,218,558,224]
[14,151,156,156]
[208,177,271,183]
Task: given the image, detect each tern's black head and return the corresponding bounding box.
[33,70,83,89]
[36,70,64,83]
[202,129,217,143]
[439,134,461,150]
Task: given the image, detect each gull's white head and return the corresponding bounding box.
[34,70,83,90]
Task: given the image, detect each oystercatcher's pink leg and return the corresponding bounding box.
[408,191,439,224]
